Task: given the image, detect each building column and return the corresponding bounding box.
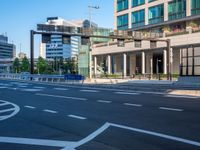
[164,2,169,21]
[163,50,167,74]
[123,53,127,77]
[142,52,145,74]
[94,56,97,76]
[130,54,136,75]
[186,0,191,17]
[145,8,149,25]
[107,55,111,74]
[150,58,153,75]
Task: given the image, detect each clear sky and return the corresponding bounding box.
[0,0,114,58]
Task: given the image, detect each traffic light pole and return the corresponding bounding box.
[30,30,35,75]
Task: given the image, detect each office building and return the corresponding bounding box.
[92,0,200,77]
[39,17,97,60]
[0,35,16,73]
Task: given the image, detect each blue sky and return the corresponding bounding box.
[0,0,114,57]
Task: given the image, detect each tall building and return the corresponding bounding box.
[39,17,97,60]
[0,35,16,59]
[92,0,200,77]
[0,35,16,73]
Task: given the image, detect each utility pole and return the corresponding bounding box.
[88,5,99,79]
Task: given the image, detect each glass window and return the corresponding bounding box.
[117,0,128,12]
[168,0,186,20]
[132,9,145,28]
[117,14,129,30]
[132,0,145,8]
[149,0,157,2]
[149,4,164,24]
[191,0,200,15]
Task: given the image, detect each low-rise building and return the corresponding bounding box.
[92,0,200,77]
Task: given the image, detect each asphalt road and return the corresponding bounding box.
[0,79,200,150]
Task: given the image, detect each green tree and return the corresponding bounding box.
[37,57,48,74]
[13,58,20,73]
[21,56,30,72]
[63,58,78,74]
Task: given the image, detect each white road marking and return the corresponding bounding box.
[34,86,45,89]
[0,86,7,89]
[24,106,36,109]
[0,137,75,147]
[0,102,9,107]
[0,100,20,121]
[68,115,86,120]
[80,90,99,93]
[109,123,200,148]
[62,122,200,150]
[0,108,16,113]
[20,89,43,92]
[54,88,68,91]
[36,93,87,101]
[97,100,112,103]
[43,109,58,114]
[165,94,199,99]
[115,92,139,95]
[159,107,183,112]
[124,103,142,107]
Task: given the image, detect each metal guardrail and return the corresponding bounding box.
[0,73,85,84]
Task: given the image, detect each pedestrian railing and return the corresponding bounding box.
[0,73,85,84]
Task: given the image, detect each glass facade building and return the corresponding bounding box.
[132,9,145,28]
[191,0,200,15]
[149,4,164,24]
[132,0,145,8]
[168,0,186,21]
[117,0,128,12]
[117,14,129,30]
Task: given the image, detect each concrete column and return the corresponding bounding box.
[142,52,145,74]
[107,55,111,74]
[150,58,153,75]
[94,56,97,76]
[186,0,191,17]
[163,50,167,74]
[145,7,149,25]
[123,53,127,77]
[128,12,132,29]
[164,2,168,21]
[130,54,136,75]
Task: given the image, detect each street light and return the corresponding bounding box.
[88,5,99,79]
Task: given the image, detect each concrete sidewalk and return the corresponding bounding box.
[84,78,175,85]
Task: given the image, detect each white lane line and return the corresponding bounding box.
[54,88,68,91]
[34,86,45,89]
[20,89,42,92]
[0,87,7,89]
[0,137,75,147]
[0,102,9,107]
[68,115,86,120]
[43,109,58,114]
[165,94,199,99]
[115,92,139,95]
[97,100,112,103]
[0,108,15,113]
[124,103,142,107]
[36,93,87,101]
[80,90,99,93]
[159,107,183,112]
[24,106,36,109]
[109,123,200,148]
